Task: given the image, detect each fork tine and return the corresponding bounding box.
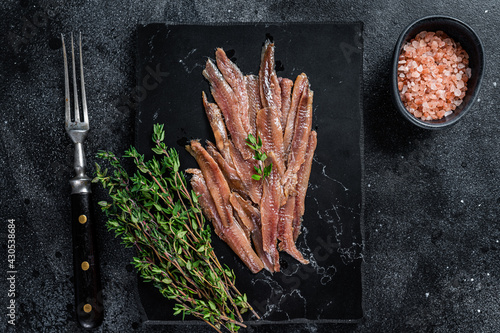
[62,34,71,125]
[70,33,80,123]
[79,33,88,124]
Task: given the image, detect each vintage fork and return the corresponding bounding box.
[62,33,103,328]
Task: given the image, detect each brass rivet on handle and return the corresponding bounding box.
[81,261,90,271]
[78,215,87,224]
[83,304,92,313]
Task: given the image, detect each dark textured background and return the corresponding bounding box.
[0,1,498,332]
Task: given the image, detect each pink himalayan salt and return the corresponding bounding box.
[398,30,470,120]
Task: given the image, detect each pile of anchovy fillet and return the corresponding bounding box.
[186,41,317,273]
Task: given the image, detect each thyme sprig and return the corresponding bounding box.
[245,133,272,181]
[93,124,258,332]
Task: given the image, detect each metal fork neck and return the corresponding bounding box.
[70,142,91,194]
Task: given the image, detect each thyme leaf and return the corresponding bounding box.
[245,134,272,181]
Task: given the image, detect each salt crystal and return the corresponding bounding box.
[466,68,472,78]
[417,65,423,72]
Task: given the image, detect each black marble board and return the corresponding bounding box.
[135,23,364,324]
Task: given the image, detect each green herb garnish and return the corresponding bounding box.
[245,133,272,181]
[93,124,258,332]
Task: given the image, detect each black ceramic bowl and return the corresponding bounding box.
[391,16,485,129]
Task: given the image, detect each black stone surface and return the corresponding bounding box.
[134,23,363,323]
[0,1,499,332]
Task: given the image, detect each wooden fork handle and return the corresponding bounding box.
[71,192,104,328]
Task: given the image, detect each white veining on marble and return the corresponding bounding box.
[250,269,309,319]
[178,48,203,74]
[313,156,348,191]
